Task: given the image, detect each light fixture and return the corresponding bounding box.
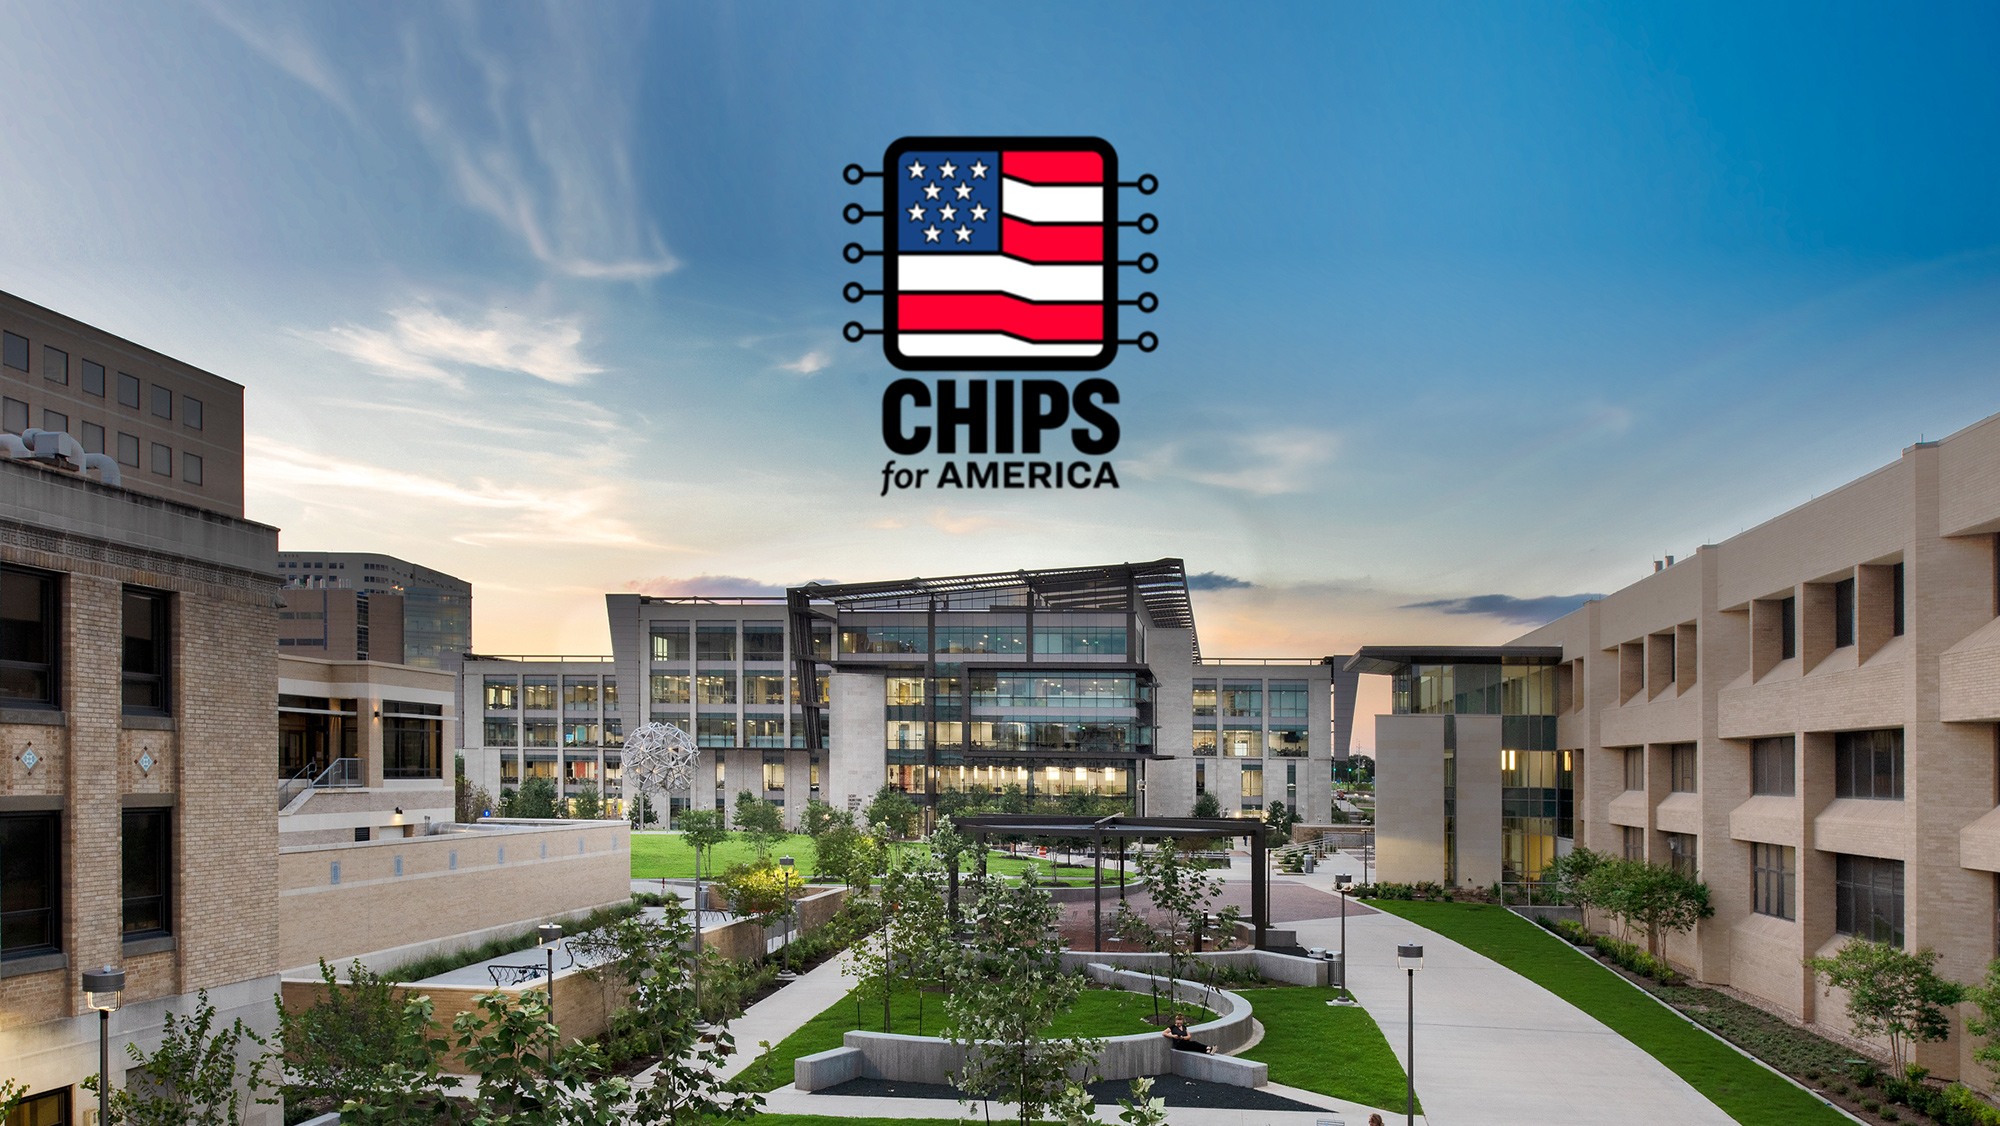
[393,806,403,815]
[1398,942,1423,1126]
[1397,942,1424,971]
[84,965,126,1126]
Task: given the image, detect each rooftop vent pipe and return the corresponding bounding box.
[2,428,122,486]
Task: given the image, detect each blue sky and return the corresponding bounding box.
[3,1,1998,733]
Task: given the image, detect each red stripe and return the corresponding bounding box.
[1002,150,1103,184]
[898,294,1103,341]
[1001,217,1102,263]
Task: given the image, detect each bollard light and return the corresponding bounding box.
[1397,942,1424,971]
[537,923,563,947]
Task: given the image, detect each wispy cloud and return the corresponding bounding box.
[1188,572,1252,591]
[1400,592,1603,625]
[777,350,831,375]
[193,1,359,122]
[300,304,603,387]
[1128,428,1339,496]
[623,575,786,597]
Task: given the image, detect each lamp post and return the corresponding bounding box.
[1397,942,1424,1126]
[1336,873,1352,993]
[83,965,126,1126]
[537,923,563,1062]
[778,855,797,976]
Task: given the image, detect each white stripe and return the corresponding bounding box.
[896,334,1108,358]
[1001,178,1103,223]
[896,255,1105,302]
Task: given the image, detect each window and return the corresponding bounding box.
[82,421,104,454]
[118,372,141,408]
[122,808,171,937]
[564,676,598,711]
[563,722,599,747]
[521,677,557,710]
[565,757,598,783]
[524,720,558,747]
[1751,736,1795,796]
[183,397,203,430]
[42,346,66,385]
[1,331,27,371]
[484,676,519,710]
[649,622,690,661]
[1833,578,1855,649]
[1240,761,1264,807]
[887,720,924,750]
[696,716,737,746]
[743,622,785,662]
[1752,843,1795,921]
[82,359,105,396]
[1192,726,1217,756]
[763,754,786,791]
[385,717,442,778]
[1780,596,1797,660]
[1669,744,1696,793]
[41,409,66,434]
[744,672,785,706]
[7,1088,69,1125]
[745,715,785,747]
[1195,762,1206,795]
[1268,724,1308,757]
[695,671,737,705]
[604,718,623,747]
[150,442,172,476]
[0,811,59,958]
[500,756,521,784]
[1835,729,1903,800]
[1,397,24,434]
[1192,679,1215,717]
[1221,727,1262,757]
[116,431,139,466]
[696,622,737,662]
[1623,748,1644,791]
[1893,562,1905,637]
[1835,854,1904,946]
[1033,626,1127,655]
[122,588,170,715]
[150,384,172,420]
[182,453,202,485]
[1664,832,1697,878]
[650,673,690,705]
[1220,682,1261,718]
[931,625,1025,654]
[841,625,926,654]
[1268,680,1310,718]
[1622,825,1644,860]
[0,566,58,707]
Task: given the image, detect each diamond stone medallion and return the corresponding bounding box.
[138,751,156,773]
[19,749,38,770]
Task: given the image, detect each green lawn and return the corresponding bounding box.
[735,984,1213,1092]
[1237,986,1413,1112]
[630,832,1109,884]
[1365,901,1847,1126]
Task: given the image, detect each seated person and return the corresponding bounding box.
[1162,1012,1213,1053]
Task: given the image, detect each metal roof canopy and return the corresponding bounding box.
[1343,644,1565,677]
[948,813,1272,951]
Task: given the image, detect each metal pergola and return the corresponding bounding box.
[945,814,1272,951]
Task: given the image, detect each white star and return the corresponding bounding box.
[907,203,926,222]
[939,204,957,221]
[955,182,973,200]
[939,160,957,179]
[923,224,941,243]
[923,181,941,200]
[970,203,989,222]
[954,225,972,243]
[969,160,989,178]
[906,159,927,179]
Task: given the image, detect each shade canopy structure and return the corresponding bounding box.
[945,813,1272,950]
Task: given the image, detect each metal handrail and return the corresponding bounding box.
[312,758,363,788]
[278,767,314,809]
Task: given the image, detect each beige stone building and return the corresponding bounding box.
[1361,410,2000,1083]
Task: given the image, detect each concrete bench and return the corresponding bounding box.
[1171,1050,1268,1087]
[794,1045,864,1091]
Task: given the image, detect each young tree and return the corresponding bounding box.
[679,807,731,925]
[1963,955,2000,1082]
[279,960,437,1117]
[449,989,632,1126]
[1264,800,1301,842]
[732,790,786,856]
[568,785,604,821]
[1546,846,1610,910]
[948,868,1104,1126]
[865,784,921,840]
[812,816,863,886]
[799,798,845,842]
[1114,841,1240,1020]
[1583,858,1713,957]
[510,776,560,819]
[82,990,268,1126]
[1810,941,1965,1075]
[1190,792,1222,820]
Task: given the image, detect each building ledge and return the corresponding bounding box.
[0,951,67,979]
[123,934,177,957]
[1961,805,2000,873]
[0,707,64,726]
[1607,790,1648,828]
[1729,795,1801,846]
[1813,798,1907,860]
[1656,792,1701,834]
[122,714,176,731]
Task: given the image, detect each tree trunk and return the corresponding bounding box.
[1647,920,1660,959]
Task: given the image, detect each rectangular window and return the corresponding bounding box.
[183,397,203,430]
[523,720,558,748]
[1893,562,1905,637]
[696,716,737,746]
[840,625,927,654]
[1669,743,1696,793]
[1834,729,1904,800]
[604,717,623,747]
[150,442,172,476]
[1,397,25,434]
[117,372,140,408]
[763,755,786,791]
[1622,825,1644,860]
[501,756,520,784]
[122,808,171,937]
[696,622,737,662]
[1751,736,1796,796]
[0,811,60,957]
[484,718,519,746]
[743,622,785,662]
[1752,842,1796,921]
[1267,680,1310,718]
[1781,596,1797,660]
[602,678,617,709]
[1032,626,1127,655]
[1220,682,1262,718]
[563,722,599,747]
[1192,726,1217,756]
[122,588,170,715]
[1623,748,1644,791]
[82,359,105,396]
[1664,831,1697,878]
[1195,762,1206,794]
[564,757,599,784]
[649,621,690,661]
[1192,679,1216,718]
[42,346,66,385]
[182,452,203,485]
[1,331,27,371]
[1268,724,1309,757]
[521,676,557,710]
[0,566,58,707]
[484,676,519,710]
[695,671,737,705]
[1240,762,1264,801]
[41,409,66,434]
[150,384,172,420]
[744,672,785,706]
[744,715,785,747]
[932,626,1025,654]
[1834,578,1856,649]
[384,717,442,777]
[1221,726,1262,757]
[650,673,690,705]
[116,432,140,466]
[887,720,925,751]
[1835,853,1905,947]
[563,676,598,711]
[82,421,104,454]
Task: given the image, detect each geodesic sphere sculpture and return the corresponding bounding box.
[622,720,700,802]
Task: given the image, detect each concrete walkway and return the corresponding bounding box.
[713,947,856,1080]
[1275,860,1737,1126]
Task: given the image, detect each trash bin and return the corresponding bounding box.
[1302,855,1316,874]
[1323,950,1345,990]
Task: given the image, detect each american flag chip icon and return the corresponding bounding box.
[843,136,1157,372]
